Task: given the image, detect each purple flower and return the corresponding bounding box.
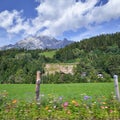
[84,96,90,100]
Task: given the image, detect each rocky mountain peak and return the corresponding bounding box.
[0,35,74,50]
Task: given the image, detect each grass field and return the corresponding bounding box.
[0,83,117,101]
[40,50,56,58]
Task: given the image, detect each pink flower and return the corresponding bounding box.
[63,102,68,107]
[110,110,113,113]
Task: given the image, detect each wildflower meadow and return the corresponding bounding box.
[0,83,120,120]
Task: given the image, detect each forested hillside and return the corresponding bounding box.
[54,32,120,61]
[54,32,120,82]
[0,32,120,83]
[0,49,55,83]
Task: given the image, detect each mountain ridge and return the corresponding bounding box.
[0,36,74,50]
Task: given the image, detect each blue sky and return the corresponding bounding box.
[0,0,120,47]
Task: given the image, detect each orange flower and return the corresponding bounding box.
[67,110,71,114]
[12,99,17,104]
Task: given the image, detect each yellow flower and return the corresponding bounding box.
[105,106,108,109]
[48,94,51,96]
[72,100,76,104]
[102,102,106,105]
[72,100,79,106]
[45,106,49,110]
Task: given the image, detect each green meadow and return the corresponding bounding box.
[0,83,116,101]
[40,50,56,58]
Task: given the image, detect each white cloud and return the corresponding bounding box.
[34,0,120,37]
[0,10,26,35]
[0,10,21,28]
[0,0,120,40]
[87,0,120,24]
[36,0,98,36]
